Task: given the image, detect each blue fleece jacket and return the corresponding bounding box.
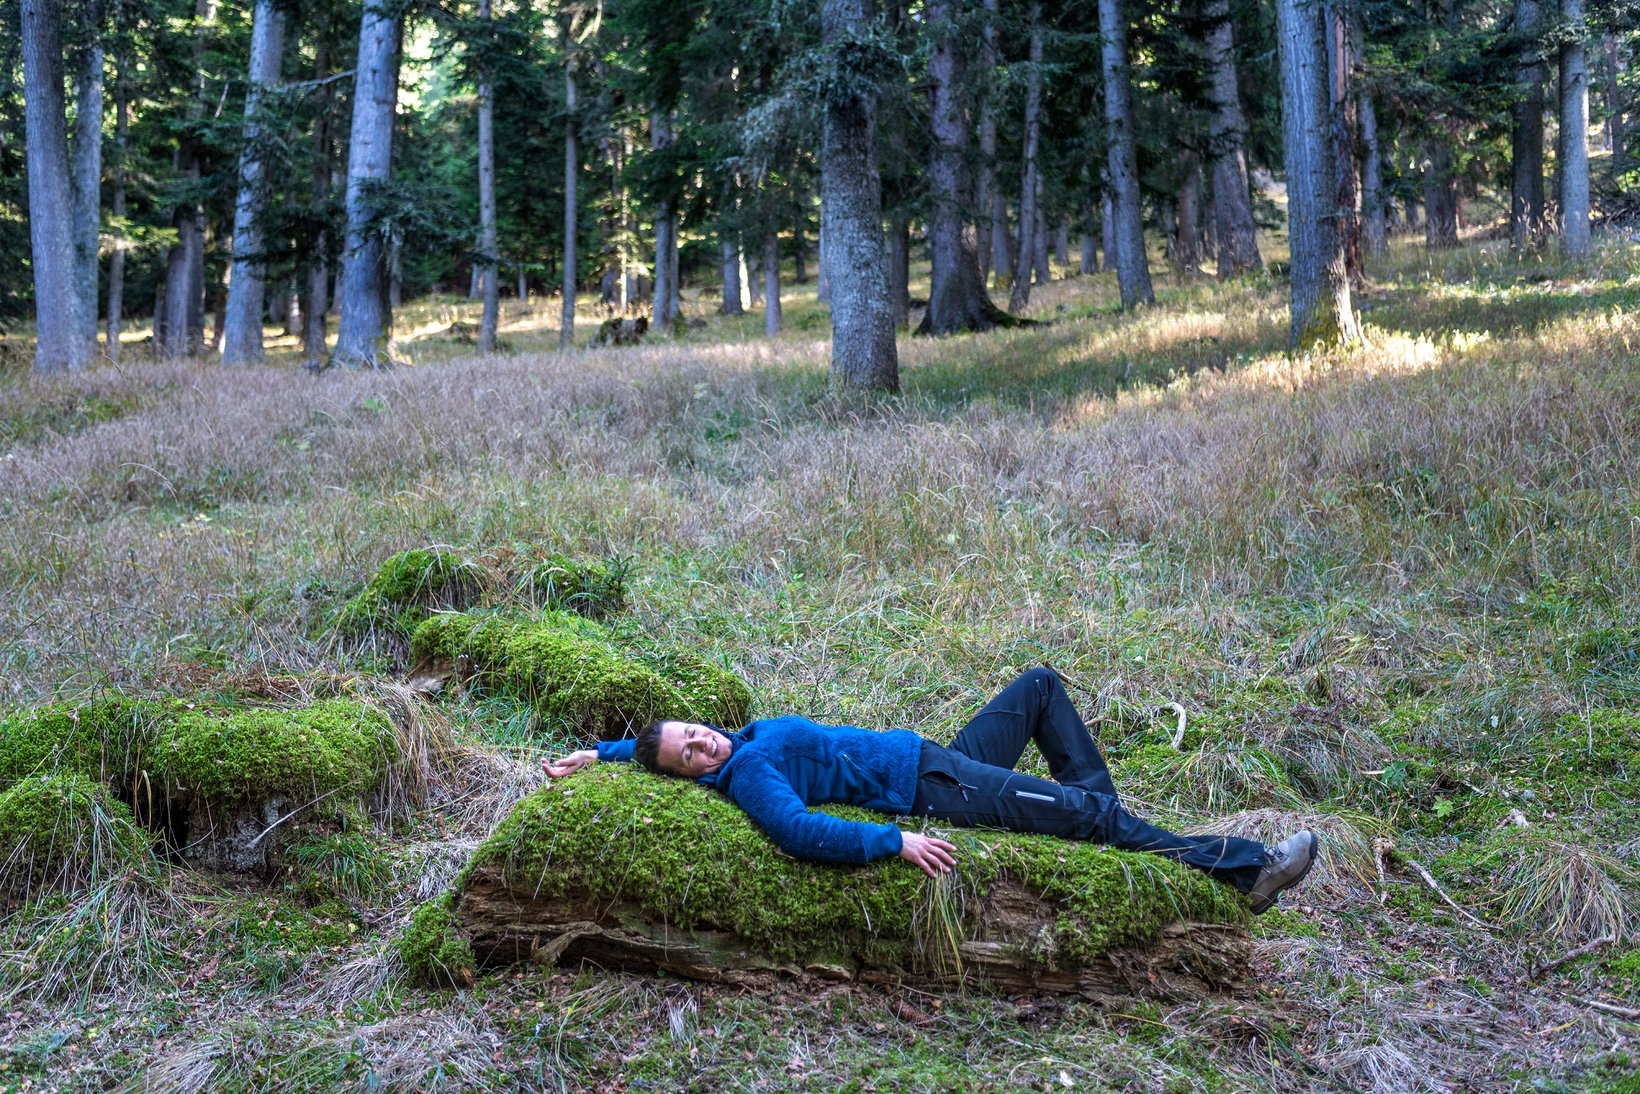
[596,716,922,863]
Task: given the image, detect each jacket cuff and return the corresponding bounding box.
[596,739,636,763]
[863,823,903,861]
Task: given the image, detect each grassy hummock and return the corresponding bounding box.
[0,773,150,892]
[0,698,168,789]
[411,612,750,737]
[332,548,482,643]
[464,767,1245,969]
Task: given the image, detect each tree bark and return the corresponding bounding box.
[1009,1,1044,312]
[1328,3,1361,285]
[821,0,898,392]
[1422,139,1459,247]
[764,229,782,336]
[1055,218,1069,267]
[71,37,103,351]
[739,244,755,310]
[334,2,401,367]
[106,54,128,361]
[919,0,1008,334]
[303,46,333,361]
[1102,189,1117,272]
[889,221,910,326]
[1034,194,1050,284]
[1101,0,1155,308]
[983,0,1010,288]
[720,238,743,315]
[1276,0,1359,344]
[816,226,830,302]
[1175,156,1201,275]
[1204,0,1262,276]
[1510,0,1547,250]
[221,0,284,365]
[651,113,675,333]
[21,0,89,371]
[162,0,217,359]
[1081,201,1098,273]
[559,53,578,349]
[476,0,499,353]
[1359,86,1386,256]
[1560,0,1591,257]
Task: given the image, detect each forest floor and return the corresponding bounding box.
[2,234,1639,1092]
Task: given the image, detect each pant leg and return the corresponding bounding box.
[910,741,1267,892]
[949,667,1119,798]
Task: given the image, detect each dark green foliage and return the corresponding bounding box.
[466,767,1245,968]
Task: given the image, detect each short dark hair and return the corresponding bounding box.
[632,720,671,775]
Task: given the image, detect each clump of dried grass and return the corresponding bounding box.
[1492,835,1637,944]
[1192,807,1383,905]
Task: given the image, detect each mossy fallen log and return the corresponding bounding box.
[416,769,1251,999]
[332,547,629,652]
[410,613,751,737]
[0,697,398,874]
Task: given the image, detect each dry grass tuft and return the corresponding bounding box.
[1494,836,1637,944]
[1193,808,1383,905]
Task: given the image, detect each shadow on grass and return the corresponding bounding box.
[1363,277,1640,339]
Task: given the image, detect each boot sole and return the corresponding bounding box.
[1250,832,1319,915]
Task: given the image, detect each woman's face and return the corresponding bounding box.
[656,721,733,778]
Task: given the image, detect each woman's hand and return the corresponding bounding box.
[543,749,598,778]
[898,830,958,877]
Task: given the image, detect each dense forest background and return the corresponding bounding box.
[6,0,1638,381]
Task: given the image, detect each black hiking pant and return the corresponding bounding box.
[910,668,1268,892]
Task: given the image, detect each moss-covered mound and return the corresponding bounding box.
[154,699,397,805]
[411,613,750,736]
[0,698,166,788]
[400,893,478,988]
[446,768,1248,995]
[0,696,400,873]
[0,773,149,892]
[333,547,629,649]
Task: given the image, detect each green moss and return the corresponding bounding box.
[0,698,168,788]
[516,555,629,619]
[401,893,477,988]
[412,613,747,738]
[0,773,147,890]
[153,698,396,805]
[466,767,1244,969]
[639,651,753,728]
[332,549,479,641]
[1541,710,1639,785]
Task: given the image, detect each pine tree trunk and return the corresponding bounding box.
[1511,0,1547,249]
[1102,189,1117,271]
[1101,0,1155,308]
[821,0,898,392]
[21,0,89,371]
[1422,140,1459,248]
[817,227,830,302]
[334,2,401,367]
[1276,0,1359,344]
[1328,4,1361,285]
[1560,0,1591,257]
[764,229,782,336]
[1033,194,1050,284]
[1360,86,1386,257]
[71,39,103,351]
[919,0,1006,334]
[475,0,499,352]
[976,0,998,286]
[1009,2,1044,312]
[889,221,909,326]
[1204,0,1262,276]
[1081,201,1098,273]
[1175,156,1201,275]
[161,154,206,358]
[303,46,333,361]
[739,245,755,310]
[282,285,301,336]
[106,53,128,362]
[651,113,675,333]
[559,56,578,349]
[720,239,742,315]
[222,0,284,365]
[1054,218,1069,267]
